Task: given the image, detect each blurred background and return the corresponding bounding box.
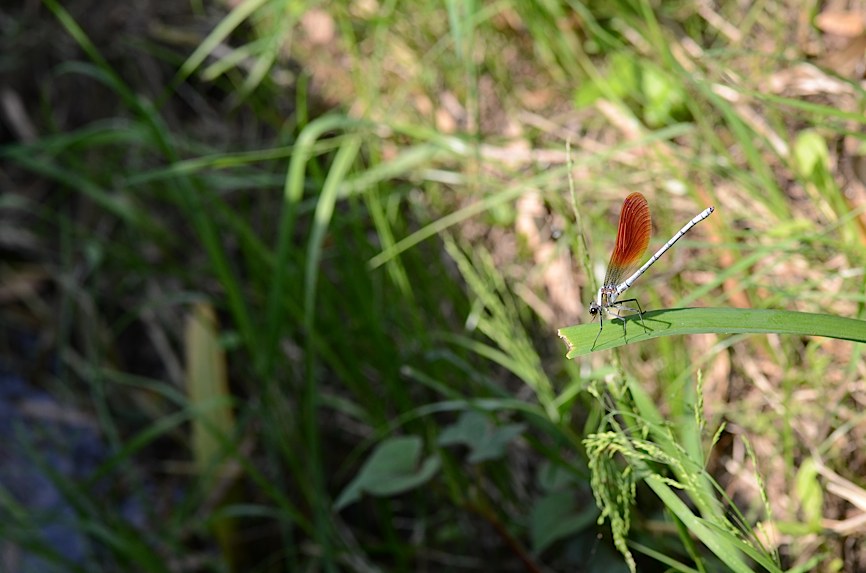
[2,0,866,571]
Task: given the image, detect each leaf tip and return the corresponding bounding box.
[557,328,574,353]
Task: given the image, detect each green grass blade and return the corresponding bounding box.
[302,133,362,568]
[170,0,269,94]
[260,114,362,376]
[645,476,755,573]
[305,136,363,323]
[628,541,700,573]
[558,308,866,357]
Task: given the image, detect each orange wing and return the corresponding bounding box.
[603,192,651,287]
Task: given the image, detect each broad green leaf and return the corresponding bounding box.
[530,490,598,554]
[438,411,487,446]
[794,458,823,529]
[334,436,440,511]
[536,460,581,492]
[793,130,830,179]
[641,65,687,127]
[438,411,526,463]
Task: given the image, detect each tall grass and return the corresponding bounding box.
[1,0,865,571]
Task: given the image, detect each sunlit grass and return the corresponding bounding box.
[2,0,865,571]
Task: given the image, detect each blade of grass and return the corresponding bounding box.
[302,132,363,570]
[559,307,866,357]
[645,476,758,573]
[625,374,759,564]
[628,541,701,573]
[167,0,270,101]
[260,114,363,377]
[2,144,142,226]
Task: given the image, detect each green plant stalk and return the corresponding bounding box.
[624,376,762,568]
[586,384,778,571]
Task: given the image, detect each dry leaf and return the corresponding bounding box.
[815,11,864,38]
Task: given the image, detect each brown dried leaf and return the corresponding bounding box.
[815,11,864,38]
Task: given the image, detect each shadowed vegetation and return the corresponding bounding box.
[1,0,866,571]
